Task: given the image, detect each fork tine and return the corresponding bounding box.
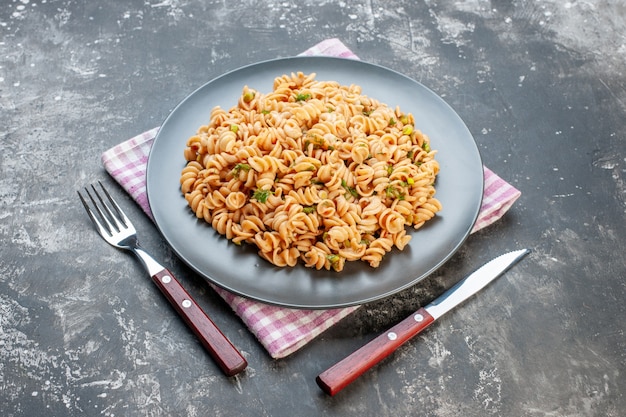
[78,188,112,237]
[86,184,120,235]
[96,181,133,230]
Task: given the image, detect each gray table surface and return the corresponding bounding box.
[1,1,624,416]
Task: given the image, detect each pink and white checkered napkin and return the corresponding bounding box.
[101,38,521,359]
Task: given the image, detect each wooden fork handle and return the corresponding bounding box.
[151,268,248,376]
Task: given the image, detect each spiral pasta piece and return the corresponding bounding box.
[180,72,441,271]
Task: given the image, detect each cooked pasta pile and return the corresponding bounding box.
[180,72,441,271]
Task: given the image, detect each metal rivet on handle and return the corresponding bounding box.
[387,332,397,341]
[414,313,424,322]
[162,275,172,284]
[182,300,192,308]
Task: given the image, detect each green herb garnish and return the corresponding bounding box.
[341,179,359,198]
[232,163,251,175]
[306,134,330,150]
[326,254,340,264]
[295,93,311,101]
[385,185,405,200]
[253,189,271,203]
[243,91,255,103]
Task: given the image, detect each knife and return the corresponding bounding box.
[316,249,530,396]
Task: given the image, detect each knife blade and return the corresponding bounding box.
[316,249,530,396]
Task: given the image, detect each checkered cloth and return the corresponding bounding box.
[102,39,521,358]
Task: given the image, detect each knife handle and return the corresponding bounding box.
[152,269,248,376]
[316,307,434,396]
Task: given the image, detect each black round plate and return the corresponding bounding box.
[146,56,483,309]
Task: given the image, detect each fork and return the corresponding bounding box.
[78,181,247,376]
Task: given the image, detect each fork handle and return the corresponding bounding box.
[151,268,248,376]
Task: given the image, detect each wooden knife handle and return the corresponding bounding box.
[152,269,248,376]
[316,307,435,396]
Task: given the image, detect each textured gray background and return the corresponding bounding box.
[1,1,624,416]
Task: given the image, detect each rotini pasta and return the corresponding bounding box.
[180,72,441,271]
